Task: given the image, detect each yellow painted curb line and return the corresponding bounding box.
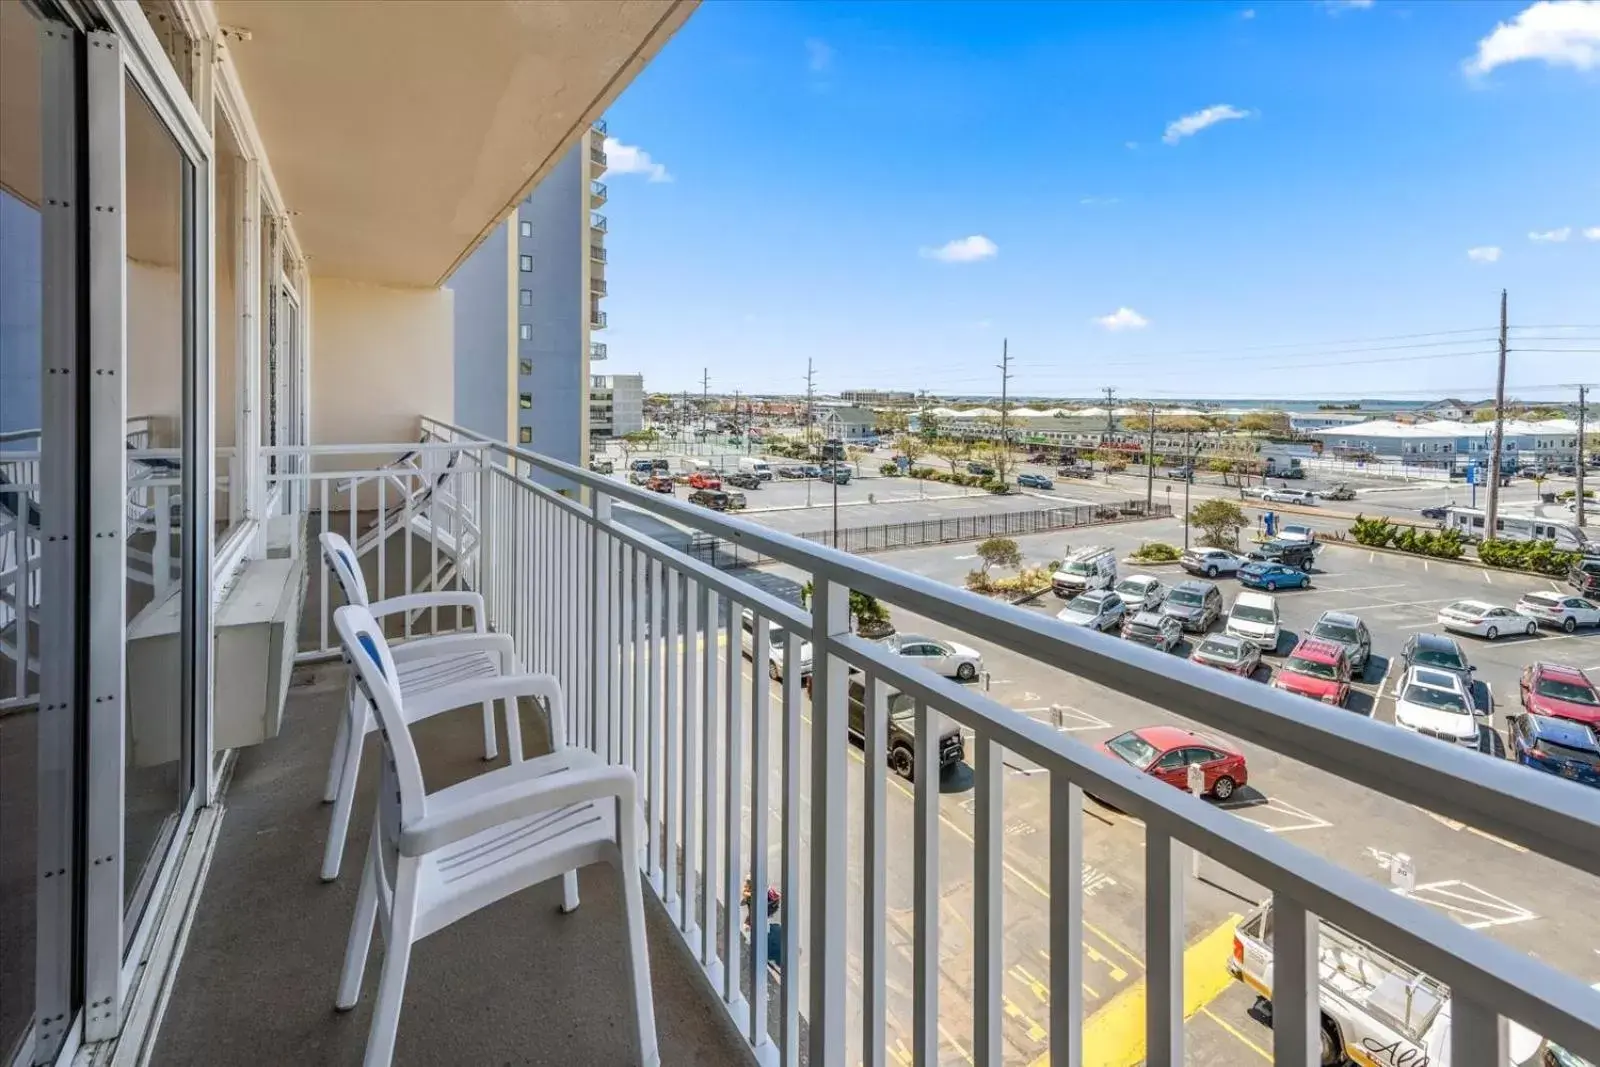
[1029,915,1242,1067]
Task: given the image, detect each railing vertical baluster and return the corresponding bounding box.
[376,476,387,605]
[403,472,413,640]
[912,699,940,1066]
[1145,830,1185,1067]
[779,629,802,1067]
[808,578,850,1065]
[591,492,611,762]
[1453,995,1509,1067]
[862,671,888,1067]
[683,578,701,940]
[974,730,1003,1067]
[664,567,681,916]
[1272,896,1320,1067]
[619,544,633,769]
[722,597,744,1010]
[1049,777,1085,1067]
[633,546,647,792]
[748,611,772,1050]
[648,556,664,889]
[428,465,440,634]
[319,478,329,652]
[701,586,720,967]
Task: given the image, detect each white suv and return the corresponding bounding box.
[1260,488,1316,506]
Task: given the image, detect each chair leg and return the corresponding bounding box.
[617,861,660,1067]
[363,861,420,1067]
[480,700,499,762]
[561,869,580,914]
[324,689,355,803]
[502,695,525,765]
[336,834,380,1011]
[322,713,367,882]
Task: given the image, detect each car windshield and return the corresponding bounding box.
[887,693,917,723]
[1106,732,1160,770]
[1197,640,1240,661]
[1128,621,1162,635]
[1064,561,1096,576]
[1168,589,1204,607]
[1413,645,1466,671]
[1066,596,1103,615]
[1116,581,1147,595]
[1522,594,1560,608]
[1286,655,1338,680]
[1312,620,1360,644]
[1232,605,1276,624]
[1536,679,1599,705]
[1402,685,1468,713]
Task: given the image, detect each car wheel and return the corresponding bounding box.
[1320,1017,1343,1067]
[1526,621,1537,636]
[889,744,914,780]
[1211,776,1236,800]
[1206,566,1218,578]
[1485,626,1498,641]
[1265,580,1277,592]
[769,660,781,681]
[956,662,977,682]
[1563,616,1578,633]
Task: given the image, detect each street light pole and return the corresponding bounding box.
[1183,430,1192,549]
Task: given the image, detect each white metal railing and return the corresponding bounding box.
[1,432,43,712]
[280,416,1600,1067]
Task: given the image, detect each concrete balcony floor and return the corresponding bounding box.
[152,657,753,1066]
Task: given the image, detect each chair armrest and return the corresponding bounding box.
[386,630,514,670]
[400,761,636,857]
[396,671,564,730]
[368,590,485,632]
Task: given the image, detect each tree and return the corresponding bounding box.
[1155,415,1208,435]
[976,537,1022,576]
[798,582,892,634]
[846,445,871,473]
[1471,408,1498,423]
[918,407,942,443]
[895,433,927,468]
[931,438,971,475]
[1237,411,1287,436]
[1190,498,1249,548]
[876,410,910,437]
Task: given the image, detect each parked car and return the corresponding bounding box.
[1113,574,1167,612]
[645,476,675,494]
[1121,611,1183,652]
[1180,547,1245,579]
[818,463,852,484]
[1275,523,1317,544]
[1393,666,1486,749]
[724,490,747,510]
[847,678,965,781]
[1247,538,1316,571]
[688,489,731,511]
[1056,462,1094,478]
[966,461,996,477]
[777,464,806,479]
[629,458,655,473]
[650,458,670,473]
[881,632,985,682]
[1225,591,1280,651]
[1272,637,1353,707]
[1260,488,1316,505]
[1097,727,1248,800]
[1519,662,1600,728]
[801,464,823,479]
[628,469,653,485]
[1189,634,1261,678]
[1322,483,1356,501]
[589,458,614,474]
[1017,472,1054,490]
[1508,713,1600,789]
[1238,561,1310,592]
[726,471,763,490]
[740,608,812,682]
[1298,614,1367,675]
[688,470,723,490]
[1516,591,1600,633]
[1400,632,1473,683]
[1436,599,1536,640]
[1056,590,1127,632]
[1571,557,1600,597]
[1167,465,1195,482]
[1051,546,1118,597]
[1161,580,1224,631]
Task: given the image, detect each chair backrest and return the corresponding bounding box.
[319,531,371,607]
[334,605,427,864]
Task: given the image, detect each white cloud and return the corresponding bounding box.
[1162,104,1253,145]
[920,235,998,263]
[603,137,672,183]
[1465,0,1600,75]
[1241,8,1257,18]
[1094,307,1150,331]
[805,37,834,72]
[1467,246,1502,263]
[1529,227,1573,242]
[1585,226,1600,240]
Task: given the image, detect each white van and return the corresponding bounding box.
[1442,507,1592,553]
[1051,546,1117,598]
[1225,591,1279,650]
[739,457,773,481]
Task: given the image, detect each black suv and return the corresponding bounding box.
[1160,579,1224,632]
[848,678,964,780]
[726,471,762,490]
[1249,538,1316,571]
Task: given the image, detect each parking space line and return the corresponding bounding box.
[1312,583,1409,595]
[1199,1006,1273,1062]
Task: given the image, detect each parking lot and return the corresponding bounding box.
[729,512,1598,1065]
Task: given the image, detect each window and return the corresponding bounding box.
[519,323,532,341]
[519,254,533,272]
[519,359,532,376]
[519,220,532,238]
[520,289,532,306]
[519,427,533,444]
[520,394,533,410]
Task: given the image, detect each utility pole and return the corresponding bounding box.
[1145,403,1157,512]
[1485,289,1508,540]
[997,339,1013,482]
[805,358,817,508]
[1578,384,1589,528]
[1102,386,1118,437]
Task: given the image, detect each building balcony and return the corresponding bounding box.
[591,277,609,296]
[590,244,608,263]
[591,341,608,361]
[591,180,608,208]
[591,118,608,137]
[591,310,608,329]
[591,212,608,233]
[590,143,608,176]
[133,420,1600,1067]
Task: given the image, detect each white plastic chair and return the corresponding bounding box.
[332,605,659,1067]
[318,531,519,881]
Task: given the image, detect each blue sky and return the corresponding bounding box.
[598,0,1599,400]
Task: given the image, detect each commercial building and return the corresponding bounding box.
[840,388,915,405]
[1306,418,1581,466]
[590,373,645,438]
[451,124,610,455]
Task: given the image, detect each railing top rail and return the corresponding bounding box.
[411,415,1600,871]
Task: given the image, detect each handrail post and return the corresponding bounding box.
[591,489,612,760]
[808,576,850,1064]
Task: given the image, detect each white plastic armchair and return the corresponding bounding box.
[332,606,659,1067]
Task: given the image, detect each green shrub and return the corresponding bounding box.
[982,479,1009,494]
[1477,538,1581,575]
[1131,541,1181,562]
[910,466,936,480]
[1349,514,1399,548]
[879,463,902,477]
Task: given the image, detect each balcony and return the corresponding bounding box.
[592,118,608,137]
[591,277,609,296]
[136,420,1600,1067]
[592,212,608,233]
[591,340,608,361]
[591,310,609,329]
[590,244,608,263]
[591,180,609,208]
[590,143,608,176]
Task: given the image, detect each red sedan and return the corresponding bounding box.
[1097,726,1248,800]
[1520,662,1600,728]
